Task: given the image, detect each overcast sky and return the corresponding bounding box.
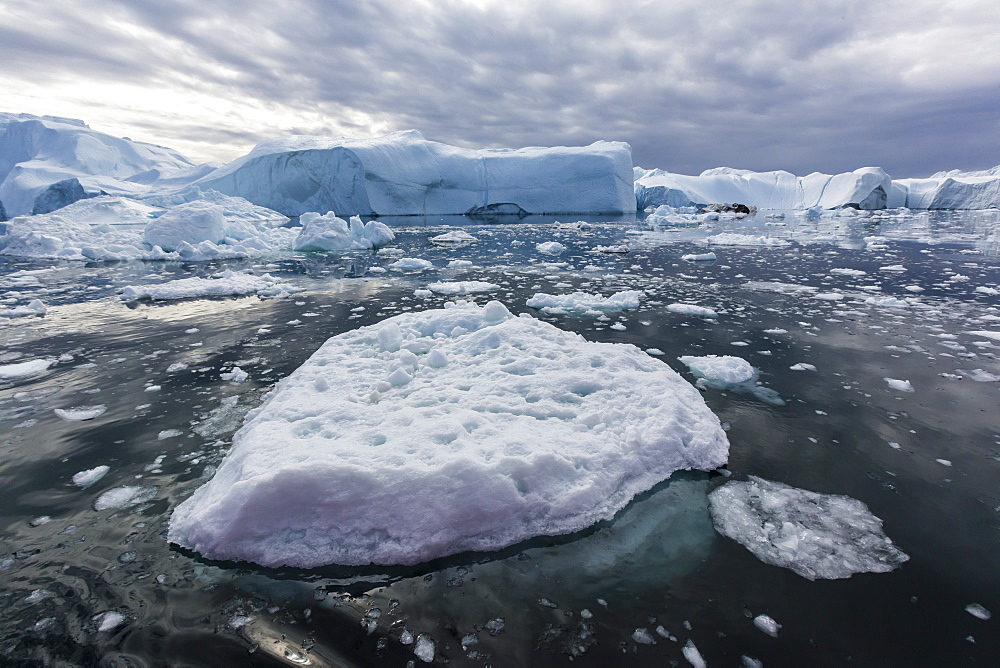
[2,0,998,177]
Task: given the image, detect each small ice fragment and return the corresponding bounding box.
[93,486,158,511]
[144,385,161,393]
[667,303,718,318]
[0,358,54,380]
[29,516,50,527]
[965,603,991,620]
[580,609,593,619]
[789,363,816,371]
[72,465,110,488]
[536,241,566,255]
[741,656,764,668]
[936,459,952,467]
[884,378,914,392]
[95,611,126,632]
[166,362,188,373]
[681,252,716,261]
[54,405,107,421]
[413,634,435,663]
[682,639,707,668]
[158,429,183,440]
[632,627,656,645]
[754,613,781,637]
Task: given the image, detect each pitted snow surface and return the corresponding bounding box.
[709,476,909,580]
[169,300,728,567]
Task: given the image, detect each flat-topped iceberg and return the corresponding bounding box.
[889,169,1000,209]
[168,300,729,567]
[194,130,636,216]
[635,166,892,211]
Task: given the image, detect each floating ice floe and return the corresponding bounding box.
[707,233,790,247]
[0,358,53,379]
[681,252,716,262]
[168,300,729,567]
[425,281,500,295]
[789,363,817,372]
[536,241,566,255]
[593,244,628,254]
[54,405,107,421]
[965,603,992,621]
[753,614,781,637]
[526,290,643,315]
[667,303,719,318]
[93,485,158,511]
[0,299,47,317]
[884,378,914,392]
[119,270,290,302]
[966,330,1000,342]
[72,465,110,487]
[678,355,784,405]
[429,230,477,243]
[291,212,394,251]
[708,476,909,580]
[388,257,435,271]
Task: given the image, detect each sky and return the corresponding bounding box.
[1,0,998,177]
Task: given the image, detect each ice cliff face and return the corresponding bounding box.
[194,130,637,217]
[0,113,199,217]
[635,166,893,211]
[889,173,1000,209]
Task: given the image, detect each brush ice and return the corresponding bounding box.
[526,290,642,315]
[291,212,394,251]
[168,300,728,567]
[708,476,909,580]
[678,355,754,385]
[0,358,53,379]
[120,270,282,301]
[194,130,635,216]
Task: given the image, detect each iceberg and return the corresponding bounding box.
[889,166,1000,209]
[708,476,909,580]
[635,166,892,211]
[0,113,198,217]
[291,212,394,251]
[193,130,636,217]
[168,300,728,567]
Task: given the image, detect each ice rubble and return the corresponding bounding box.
[635,166,892,211]
[708,476,909,580]
[168,300,729,567]
[526,290,643,315]
[194,130,636,216]
[0,113,199,217]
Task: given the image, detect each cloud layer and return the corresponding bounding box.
[2,0,998,176]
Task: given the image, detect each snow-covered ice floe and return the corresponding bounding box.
[120,270,294,302]
[708,476,909,580]
[678,355,784,406]
[168,300,729,567]
[526,290,642,315]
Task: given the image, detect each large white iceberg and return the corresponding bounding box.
[169,300,728,567]
[635,166,892,211]
[0,113,200,217]
[889,166,1000,209]
[193,130,636,216]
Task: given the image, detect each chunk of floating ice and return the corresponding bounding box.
[678,355,755,385]
[0,299,47,317]
[93,485,158,511]
[426,281,500,295]
[682,639,707,668]
[221,367,249,383]
[0,358,54,380]
[536,241,566,255]
[631,627,656,644]
[169,300,728,567]
[413,634,435,663]
[95,611,126,632]
[789,363,816,372]
[966,330,1000,342]
[681,252,716,261]
[72,465,110,487]
[667,303,718,318]
[594,244,628,254]
[708,476,909,580]
[430,230,476,243]
[526,290,642,315]
[965,603,992,620]
[884,377,914,392]
[119,270,282,301]
[448,259,474,268]
[706,233,790,247]
[753,614,781,637]
[388,257,435,271]
[54,405,107,421]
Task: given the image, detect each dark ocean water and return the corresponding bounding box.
[0,210,997,666]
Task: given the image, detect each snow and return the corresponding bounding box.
[526,290,643,315]
[0,358,53,379]
[884,378,914,392]
[168,300,729,567]
[425,281,500,295]
[93,485,158,511]
[72,465,110,487]
[708,476,909,580]
[635,166,892,211]
[120,270,284,301]
[194,130,636,216]
[678,355,755,384]
[292,212,394,251]
[667,303,719,318]
[54,405,107,421]
[0,299,47,317]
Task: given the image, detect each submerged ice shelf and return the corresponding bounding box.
[169,300,729,567]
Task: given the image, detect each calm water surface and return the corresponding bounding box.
[1,210,998,666]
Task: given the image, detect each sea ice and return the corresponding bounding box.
[667,303,719,318]
[682,639,707,668]
[93,485,158,511]
[54,405,107,421]
[678,355,755,385]
[681,252,717,261]
[708,476,909,580]
[536,241,566,255]
[291,212,394,251]
[425,281,500,295]
[965,603,991,621]
[72,465,110,487]
[884,378,914,392]
[753,614,781,637]
[169,300,728,567]
[707,233,790,247]
[95,611,127,632]
[430,230,477,243]
[119,270,283,301]
[0,299,47,317]
[0,358,53,379]
[388,257,435,271]
[526,290,642,315]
